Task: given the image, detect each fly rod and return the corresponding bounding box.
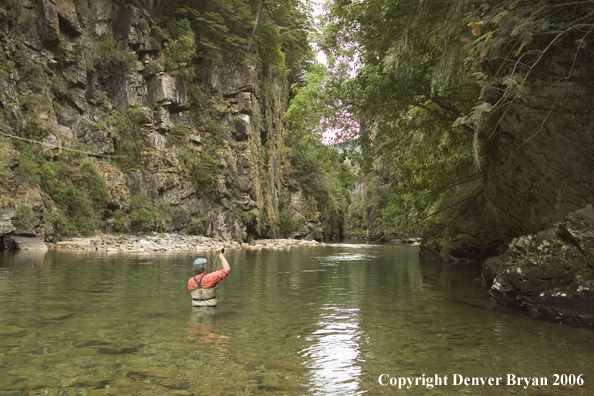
[207,237,225,271]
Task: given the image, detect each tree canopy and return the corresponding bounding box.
[285,0,594,256]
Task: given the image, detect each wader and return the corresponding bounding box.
[191,274,217,307]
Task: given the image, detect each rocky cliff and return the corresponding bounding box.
[0,0,322,248]
[482,47,594,326]
[483,206,594,327]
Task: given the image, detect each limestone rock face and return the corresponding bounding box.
[55,0,82,36]
[485,205,594,326]
[8,236,48,251]
[148,74,189,109]
[0,0,322,248]
[484,59,594,236]
[0,209,16,235]
[477,49,594,323]
[94,162,130,210]
[36,0,60,48]
[284,186,322,240]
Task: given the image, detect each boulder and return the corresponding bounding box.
[0,209,16,235]
[9,236,48,251]
[486,205,594,326]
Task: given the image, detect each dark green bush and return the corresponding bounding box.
[17,147,107,237]
[86,34,138,80]
[187,217,204,235]
[278,211,299,235]
[129,195,158,231]
[15,204,39,229]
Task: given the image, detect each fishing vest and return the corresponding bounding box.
[190,274,217,307]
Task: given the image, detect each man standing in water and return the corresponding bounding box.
[188,244,230,307]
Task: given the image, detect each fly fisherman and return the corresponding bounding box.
[188,243,230,307]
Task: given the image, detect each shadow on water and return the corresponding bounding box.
[418,258,496,309]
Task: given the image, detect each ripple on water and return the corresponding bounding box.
[300,304,365,395]
[1,246,594,395]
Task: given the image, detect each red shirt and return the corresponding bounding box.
[188,268,229,290]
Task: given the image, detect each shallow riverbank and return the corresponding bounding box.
[49,233,323,253]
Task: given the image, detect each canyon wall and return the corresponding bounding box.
[0,0,321,248]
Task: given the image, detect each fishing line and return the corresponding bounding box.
[207,237,223,272]
[0,129,123,158]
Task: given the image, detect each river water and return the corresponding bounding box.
[1,242,593,395]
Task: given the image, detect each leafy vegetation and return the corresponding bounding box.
[17,145,107,237]
[0,138,7,185]
[154,0,252,58]
[231,208,254,226]
[337,0,491,251]
[0,46,15,80]
[278,210,299,235]
[288,0,594,256]
[153,18,197,80]
[179,146,221,199]
[284,67,355,240]
[99,107,152,173]
[187,217,205,235]
[129,195,165,232]
[0,0,35,31]
[86,34,138,80]
[15,204,39,230]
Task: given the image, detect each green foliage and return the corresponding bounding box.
[19,93,54,115]
[0,139,7,185]
[0,0,35,30]
[288,0,521,250]
[105,107,152,172]
[80,160,109,210]
[231,208,254,225]
[458,0,594,135]
[129,195,159,232]
[86,34,138,80]
[154,18,198,80]
[166,123,191,146]
[153,0,312,79]
[156,201,175,232]
[154,0,252,57]
[257,23,287,75]
[256,0,313,75]
[187,217,204,235]
[15,204,39,229]
[51,73,69,98]
[188,82,205,106]
[112,209,125,232]
[19,59,46,92]
[0,47,15,80]
[17,147,107,237]
[8,50,53,114]
[278,210,299,235]
[179,146,220,198]
[21,119,46,140]
[285,75,355,239]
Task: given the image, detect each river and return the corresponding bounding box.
[1,242,593,395]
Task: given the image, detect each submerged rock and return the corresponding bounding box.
[484,205,594,326]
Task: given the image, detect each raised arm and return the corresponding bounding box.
[216,246,230,272]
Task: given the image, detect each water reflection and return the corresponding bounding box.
[302,305,363,395]
[187,309,228,359]
[2,246,594,395]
